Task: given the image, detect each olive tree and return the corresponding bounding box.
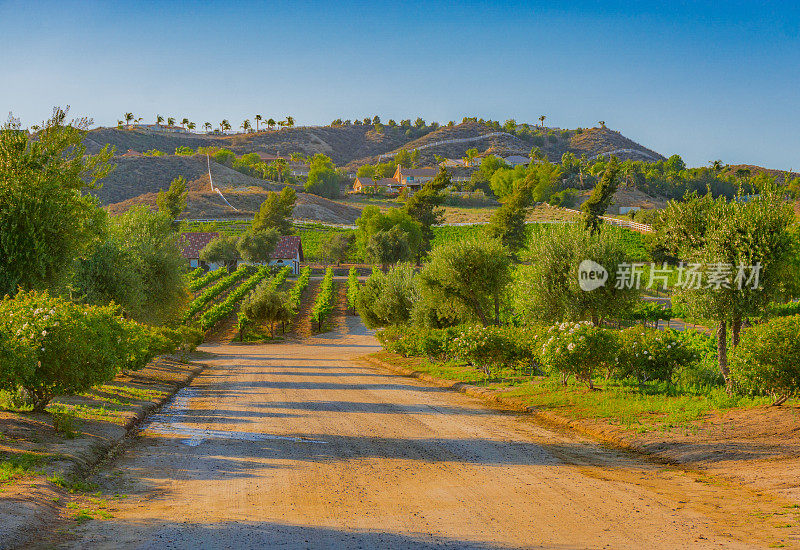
[0,108,114,295]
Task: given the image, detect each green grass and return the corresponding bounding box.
[373,352,771,432]
[0,452,52,483]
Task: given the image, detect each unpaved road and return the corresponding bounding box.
[41,318,787,549]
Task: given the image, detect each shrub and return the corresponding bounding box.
[310,268,335,331]
[175,146,194,156]
[239,276,292,339]
[539,321,617,388]
[0,291,171,411]
[188,267,226,292]
[731,315,800,405]
[288,267,311,312]
[200,266,273,331]
[346,267,359,314]
[356,264,416,328]
[616,327,697,385]
[673,330,723,390]
[450,325,523,376]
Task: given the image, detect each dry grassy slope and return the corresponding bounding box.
[568,127,665,161]
[85,125,414,166]
[722,164,800,184]
[346,123,666,169]
[103,157,361,223]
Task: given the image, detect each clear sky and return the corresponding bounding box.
[1,0,798,169]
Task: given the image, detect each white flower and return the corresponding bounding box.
[567,343,575,351]
[41,330,47,337]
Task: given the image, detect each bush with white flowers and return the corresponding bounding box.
[616,326,697,385]
[0,290,184,411]
[539,321,617,388]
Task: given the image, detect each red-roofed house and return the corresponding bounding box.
[269,235,304,274]
[179,232,219,269]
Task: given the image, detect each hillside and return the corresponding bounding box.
[101,156,361,224]
[721,164,800,185]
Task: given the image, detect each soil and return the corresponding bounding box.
[22,317,800,549]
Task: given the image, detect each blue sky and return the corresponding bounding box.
[1,0,798,168]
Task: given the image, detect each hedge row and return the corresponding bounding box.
[0,291,202,411]
[311,268,335,330]
[346,267,359,314]
[288,267,311,313]
[199,265,272,331]
[188,267,226,293]
[187,267,205,282]
[184,266,252,321]
[378,322,720,390]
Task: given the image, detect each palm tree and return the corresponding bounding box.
[598,120,606,128]
[241,119,251,133]
[220,119,231,133]
[124,112,134,127]
[134,117,143,125]
[710,159,724,171]
[203,122,212,133]
[286,116,295,128]
[181,118,189,129]
[538,115,546,128]
[156,114,164,126]
[167,117,176,127]
[255,114,262,132]
[274,159,288,182]
[267,118,276,130]
[116,120,124,129]
[187,121,196,131]
[463,148,479,167]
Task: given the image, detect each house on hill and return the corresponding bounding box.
[269,235,304,275]
[393,166,438,191]
[179,232,219,270]
[352,176,399,194]
[446,166,477,184]
[503,155,530,168]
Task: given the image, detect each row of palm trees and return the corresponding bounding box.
[118,113,295,134]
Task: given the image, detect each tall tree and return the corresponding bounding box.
[156,114,164,126]
[237,229,280,263]
[252,186,297,235]
[488,178,532,258]
[581,156,620,234]
[187,121,196,131]
[255,114,262,132]
[241,119,251,133]
[285,116,295,127]
[267,118,276,129]
[125,112,134,127]
[156,175,188,220]
[538,115,546,128]
[203,122,212,132]
[658,188,795,389]
[403,167,450,261]
[167,117,176,126]
[0,108,114,295]
[181,117,189,129]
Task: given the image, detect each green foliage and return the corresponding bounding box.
[539,322,617,388]
[142,149,166,157]
[450,325,532,376]
[156,175,187,220]
[356,206,422,262]
[403,167,450,258]
[346,267,359,313]
[288,267,311,312]
[616,327,697,384]
[238,280,292,339]
[366,226,413,269]
[320,232,354,265]
[200,266,274,331]
[488,179,531,257]
[304,153,341,198]
[0,108,114,295]
[417,238,511,327]
[356,264,416,328]
[310,268,335,330]
[0,291,173,411]
[212,149,235,165]
[183,266,250,321]
[188,268,225,292]
[515,224,640,325]
[237,229,280,264]
[582,156,620,233]
[731,315,800,404]
[174,146,194,156]
[187,267,205,281]
[74,207,188,325]
[252,187,296,235]
[200,234,240,269]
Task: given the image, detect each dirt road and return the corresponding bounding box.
[44,318,784,549]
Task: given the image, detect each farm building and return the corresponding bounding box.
[179,232,220,270]
[268,235,304,275]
